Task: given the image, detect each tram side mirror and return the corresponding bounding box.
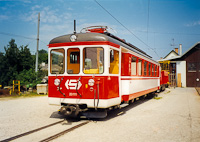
[110,50,114,63]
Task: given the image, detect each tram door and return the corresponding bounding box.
[108,48,120,99]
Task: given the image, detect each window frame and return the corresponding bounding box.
[188,62,197,72]
[67,48,80,74]
[144,61,147,76]
[138,58,143,76]
[50,48,65,75]
[148,62,152,76]
[109,48,119,75]
[131,55,137,76]
[83,47,104,74]
[152,64,155,77]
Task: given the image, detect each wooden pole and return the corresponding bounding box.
[35,13,40,72]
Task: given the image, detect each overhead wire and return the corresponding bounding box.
[0,32,36,40]
[0,31,48,54]
[94,0,160,58]
[147,0,150,44]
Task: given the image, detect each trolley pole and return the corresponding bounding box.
[35,12,40,73]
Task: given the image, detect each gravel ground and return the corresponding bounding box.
[0,96,61,141]
[55,88,200,142]
[0,88,200,142]
[196,87,200,95]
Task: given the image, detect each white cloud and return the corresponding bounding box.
[31,5,40,11]
[0,15,9,20]
[22,5,73,25]
[185,20,200,27]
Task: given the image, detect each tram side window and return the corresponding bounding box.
[131,56,137,75]
[50,49,65,74]
[144,61,147,76]
[152,64,155,76]
[109,49,119,74]
[155,65,157,76]
[138,59,142,76]
[67,48,80,74]
[149,63,151,76]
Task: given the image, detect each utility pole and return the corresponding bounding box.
[35,12,40,72]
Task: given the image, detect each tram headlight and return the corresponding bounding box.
[70,34,77,42]
[54,79,60,86]
[88,79,95,86]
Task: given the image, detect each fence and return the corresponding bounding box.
[168,73,176,88]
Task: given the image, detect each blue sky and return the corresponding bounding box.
[0,0,200,60]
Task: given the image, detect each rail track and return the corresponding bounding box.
[1,119,89,142]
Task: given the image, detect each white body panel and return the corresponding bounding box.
[49,97,121,108]
[121,77,159,95]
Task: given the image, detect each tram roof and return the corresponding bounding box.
[49,32,152,59]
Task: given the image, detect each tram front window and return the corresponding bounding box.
[83,47,104,74]
[67,48,80,74]
[50,49,65,74]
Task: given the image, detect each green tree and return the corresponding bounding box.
[19,45,34,71]
[3,39,20,85]
[0,39,46,87]
[0,52,6,86]
[38,49,48,64]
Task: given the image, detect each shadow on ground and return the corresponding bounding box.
[49,95,156,122]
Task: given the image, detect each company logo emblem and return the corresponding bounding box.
[65,79,82,90]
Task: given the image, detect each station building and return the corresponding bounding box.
[158,42,200,87]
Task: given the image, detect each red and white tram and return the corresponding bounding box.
[48,26,162,118]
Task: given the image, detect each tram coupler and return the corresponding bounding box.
[59,104,80,117]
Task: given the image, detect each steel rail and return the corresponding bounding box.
[1,120,65,142]
[39,121,89,142]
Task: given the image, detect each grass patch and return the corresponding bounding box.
[0,91,47,98]
[154,97,162,100]
[19,92,47,97]
[164,91,171,94]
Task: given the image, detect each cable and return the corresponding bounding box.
[94,0,160,58]
[147,0,150,43]
[0,32,36,40]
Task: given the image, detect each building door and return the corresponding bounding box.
[185,44,200,87]
[197,63,200,87]
[187,62,198,87]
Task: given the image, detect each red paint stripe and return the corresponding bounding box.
[121,77,159,80]
[122,87,158,101]
[48,41,120,48]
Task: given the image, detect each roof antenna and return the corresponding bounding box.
[74,20,76,34]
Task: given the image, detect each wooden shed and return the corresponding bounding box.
[171,42,200,87]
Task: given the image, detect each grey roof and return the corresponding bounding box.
[157,42,200,62]
[49,32,154,60]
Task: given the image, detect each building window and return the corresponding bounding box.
[171,63,176,73]
[199,63,200,72]
[188,62,196,72]
[131,56,137,75]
